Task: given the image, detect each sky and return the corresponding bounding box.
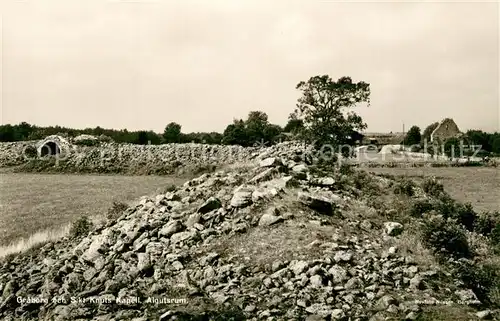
[1,0,499,134]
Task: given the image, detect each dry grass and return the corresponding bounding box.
[366,167,500,213]
[417,305,481,321]
[395,229,439,270]
[0,173,188,247]
[207,220,339,267]
[0,223,71,258]
[202,190,345,266]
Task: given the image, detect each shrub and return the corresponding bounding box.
[456,260,500,307]
[410,199,435,217]
[421,215,471,259]
[98,134,113,142]
[70,216,93,239]
[393,179,416,197]
[164,184,177,193]
[431,198,477,232]
[351,170,378,193]
[422,178,445,197]
[449,202,477,231]
[107,201,128,221]
[491,222,500,248]
[473,212,498,236]
[73,138,99,146]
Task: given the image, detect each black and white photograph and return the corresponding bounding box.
[0,0,499,320]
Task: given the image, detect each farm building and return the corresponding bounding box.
[324,130,364,145]
[361,132,405,145]
[430,118,461,143]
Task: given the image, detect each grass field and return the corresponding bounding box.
[0,173,187,250]
[366,167,500,213]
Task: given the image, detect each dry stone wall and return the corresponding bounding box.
[0,137,495,173]
[0,141,38,168]
[0,139,312,175]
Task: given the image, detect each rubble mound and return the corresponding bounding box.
[0,141,37,167]
[72,135,99,146]
[0,139,315,175]
[0,144,498,321]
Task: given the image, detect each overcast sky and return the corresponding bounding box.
[1,0,499,133]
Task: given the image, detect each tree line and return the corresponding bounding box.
[0,112,304,147]
[403,124,500,156]
[6,74,496,158]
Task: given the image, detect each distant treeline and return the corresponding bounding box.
[403,123,500,156]
[443,130,500,156]
[0,111,304,147]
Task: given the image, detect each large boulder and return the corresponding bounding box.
[298,191,339,216]
[159,220,184,238]
[258,209,284,226]
[259,157,282,168]
[384,222,404,237]
[197,197,222,214]
[230,187,253,208]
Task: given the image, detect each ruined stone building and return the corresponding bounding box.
[36,135,70,157]
[430,118,461,143]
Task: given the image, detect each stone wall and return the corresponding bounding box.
[0,139,314,175]
[0,141,37,168]
[0,137,493,174]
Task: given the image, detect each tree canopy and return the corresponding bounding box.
[284,113,304,135]
[163,122,182,143]
[404,126,421,146]
[293,75,370,153]
[221,111,284,147]
[421,122,439,143]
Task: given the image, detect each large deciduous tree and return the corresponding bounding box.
[222,119,249,146]
[163,122,182,143]
[293,75,370,153]
[404,126,421,146]
[466,130,492,152]
[284,113,304,134]
[136,131,150,145]
[222,111,283,146]
[421,122,439,143]
[491,136,500,154]
[245,111,269,144]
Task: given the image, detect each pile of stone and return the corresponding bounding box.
[64,142,260,174]
[0,139,318,175]
[0,141,37,167]
[72,134,99,145]
[0,145,490,321]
